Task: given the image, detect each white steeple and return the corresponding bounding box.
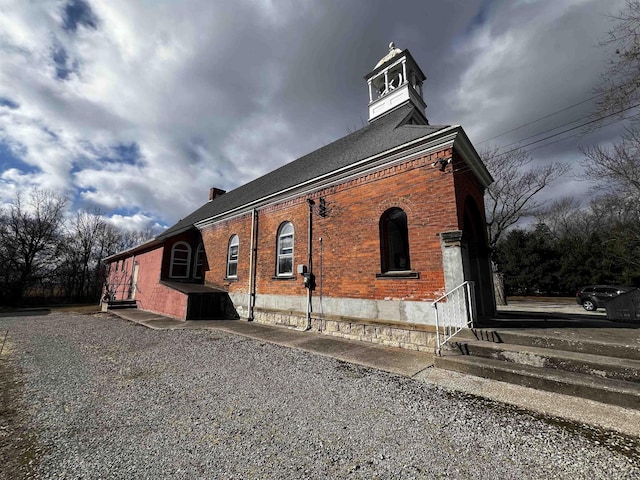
[364,43,427,122]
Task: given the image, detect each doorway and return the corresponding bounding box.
[129,263,139,300]
[462,197,495,317]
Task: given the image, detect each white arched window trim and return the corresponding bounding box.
[193,243,204,280]
[227,235,239,278]
[276,222,294,276]
[169,241,192,279]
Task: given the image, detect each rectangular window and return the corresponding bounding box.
[278,256,292,276]
[171,262,188,278]
[228,245,238,277]
[280,236,293,253]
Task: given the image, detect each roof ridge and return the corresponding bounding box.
[158,104,449,240]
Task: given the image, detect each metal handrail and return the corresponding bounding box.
[433,281,476,356]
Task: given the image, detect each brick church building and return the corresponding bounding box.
[104,44,495,352]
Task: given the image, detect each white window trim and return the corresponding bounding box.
[276,222,294,276]
[169,241,192,279]
[193,243,204,280]
[227,235,239,278]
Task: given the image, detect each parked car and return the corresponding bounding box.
[575,285,635,311]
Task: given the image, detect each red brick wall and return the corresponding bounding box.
[200,147,476,302]
[201,213,252,293]
[105,245,188,320]
[452,150,489,245]
[104,143,488,321]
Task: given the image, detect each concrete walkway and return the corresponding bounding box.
[109,308,640,437]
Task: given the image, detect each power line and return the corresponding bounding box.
[498,112,592,150]
[494,102,640,159]
[523,113,636,155]
[477,92,605,145]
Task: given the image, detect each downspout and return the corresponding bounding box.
[130,254,136,299]
[305,199,315,330]
[248,208,257,320]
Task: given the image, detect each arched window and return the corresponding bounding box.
[276,222,294,276]
[193,243,205,280]
[170,241,191,278]
[379,208,411,272]
[227,235,239,278]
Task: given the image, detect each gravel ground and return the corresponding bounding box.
[0,312,639,480]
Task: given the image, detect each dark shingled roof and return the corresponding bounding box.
[158,104,449,239]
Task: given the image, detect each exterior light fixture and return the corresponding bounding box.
[431,157,452,172]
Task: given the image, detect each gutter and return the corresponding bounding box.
[102,237,163,263]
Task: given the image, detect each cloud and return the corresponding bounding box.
[62,0,98,33]
[447,0,627,148]
[106,212,164,234]
[0,0,633,234]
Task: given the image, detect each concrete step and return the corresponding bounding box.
[107,300,138,309]
[456,328,640,361]
[447,339,640,384]
[434,354,640,409]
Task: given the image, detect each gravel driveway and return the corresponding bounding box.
[1,311,638,479]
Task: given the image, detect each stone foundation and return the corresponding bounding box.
[251,307,438,353]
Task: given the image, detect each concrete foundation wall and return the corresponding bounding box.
[228,291,438,351]
[229,292,437,326]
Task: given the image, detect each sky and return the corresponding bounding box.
[0,0,632,234]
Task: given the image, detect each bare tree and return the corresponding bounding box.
[117,227,155,251]
[0,189,67,305]
[482,146,569,304]
[56,212,156,302]
[535,194,639,250]
[483,146,570,250]
[57,210,111,301]
[535,197,583,239]
[593,0,640,121]
[580,127,640,199]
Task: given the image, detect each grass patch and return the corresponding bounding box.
[0,353,45,479]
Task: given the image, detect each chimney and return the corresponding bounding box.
[209,187,226,202]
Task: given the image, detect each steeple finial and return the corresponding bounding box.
[374,42,403,69]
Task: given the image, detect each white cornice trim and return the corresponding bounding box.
[195,126,461,230]
[451,126,494,188]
